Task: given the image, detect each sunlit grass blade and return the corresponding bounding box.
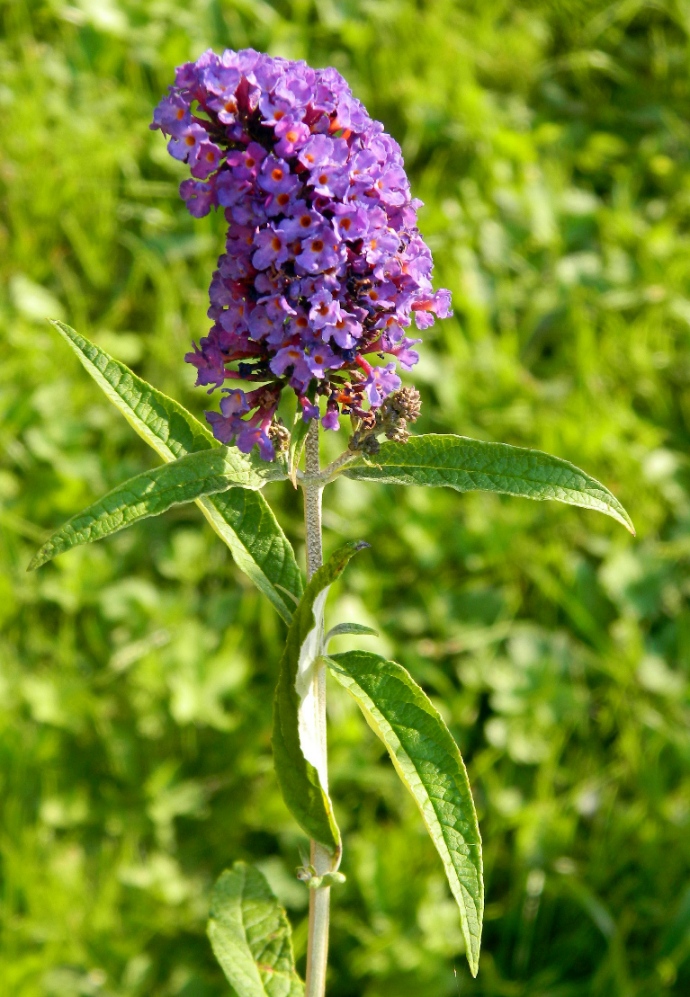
[49,320,303,620]
[345,434,634,534]
[272,541,369,855]
[29,447,286,570]
[208,862,304,997]
[327,649,483,977]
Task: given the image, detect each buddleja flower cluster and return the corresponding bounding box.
[152,48,451,460]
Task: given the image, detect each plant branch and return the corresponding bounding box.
[297,448,357,487]
[303,420,331,997]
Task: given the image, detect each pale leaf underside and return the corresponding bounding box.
[272,542,368,854]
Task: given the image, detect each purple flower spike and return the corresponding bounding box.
[274,118,311,157]
[180,179,216,218]
[322,404,340,431]
[360,361,402,406]
[252,225,290,270]
[151,48,452,459]
[295,227,342,274]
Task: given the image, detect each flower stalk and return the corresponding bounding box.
[302,422,331,997]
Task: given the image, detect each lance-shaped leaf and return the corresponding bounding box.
[327,649,483,977]
[272,541,368,855]
[325,622,379,642]
[345,434,634,534]
[48,320,302,621]
[29,447,286,570]
[208,862,304,997]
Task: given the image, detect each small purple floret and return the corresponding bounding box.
[152,47,452,459]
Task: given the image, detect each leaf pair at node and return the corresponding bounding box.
[31,324,633,610]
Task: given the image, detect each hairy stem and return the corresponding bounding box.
[303,421,331,997]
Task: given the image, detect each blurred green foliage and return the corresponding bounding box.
[1,0,690,993]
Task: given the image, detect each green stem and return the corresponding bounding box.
[303,421,331,997]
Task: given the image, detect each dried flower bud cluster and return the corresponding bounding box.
[348,386,422,454]
[267,419,290,454]
[152,48,451,460]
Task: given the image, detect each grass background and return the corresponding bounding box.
[2,0,690,994]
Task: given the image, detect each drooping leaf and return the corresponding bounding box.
[208,862,304,997]
[272,541,369,855]
[345,434,634,534]
[327,649,484,977]
[29,447,286,570]
[49,320,303,620]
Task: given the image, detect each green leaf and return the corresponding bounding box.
[29,447,286,570]
[208,862,304,997]
[288,413,311,487]
[272,541,369,855]
[345,434,634,534]
[325,622,379,642]
[327,649,484,977]
[50,322,217,459]
[49,320,303,621]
